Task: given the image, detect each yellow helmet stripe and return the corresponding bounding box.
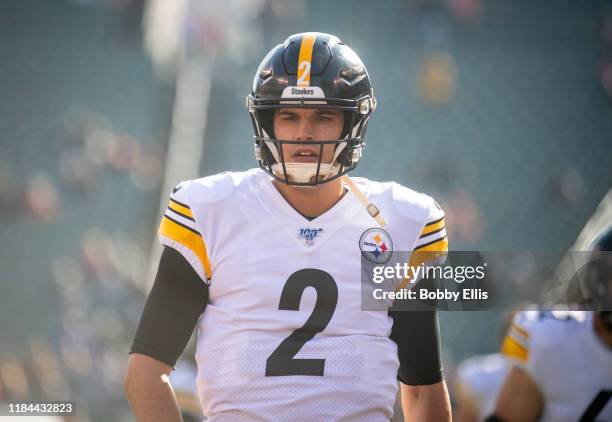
[297,32,317,86]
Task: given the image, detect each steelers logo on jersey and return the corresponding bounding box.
[359,228,393,264]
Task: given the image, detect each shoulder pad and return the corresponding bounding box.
[511,310,586,350]
[169,179,193,206]
[389,182,442,222]
[188,171,249,205]
[514,310,586,329]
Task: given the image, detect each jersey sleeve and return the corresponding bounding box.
[130,246,209,367]
[158,181,212,283]
[501,311,530,364]
[413,200,448,254]
[500,311,546,386]
[399,200,448,289]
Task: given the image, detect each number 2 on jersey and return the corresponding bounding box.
[265,269,338,376]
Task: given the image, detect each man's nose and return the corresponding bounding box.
[295,119,314,141]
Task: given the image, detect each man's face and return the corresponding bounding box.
[273,108,345,165]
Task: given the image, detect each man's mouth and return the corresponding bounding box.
[291,148,319,163]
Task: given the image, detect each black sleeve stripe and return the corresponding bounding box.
[163,213,201,236]
[424,216,444,227]
[414,235,447,251]
[167,205,195,222]
[170,197,191,209]
[419,225,445,239]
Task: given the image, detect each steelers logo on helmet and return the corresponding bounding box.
[246,32,377,187]
[359,228,393,264]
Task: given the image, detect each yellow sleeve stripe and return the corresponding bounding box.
[414,235,448,252]
[501,335,529,363]
[397,249,447,290]
[169,198,194,219]
[421,217,445,237]
[158,215,212,279]
[167,204,194,222]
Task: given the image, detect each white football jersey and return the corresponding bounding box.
[455,353,509,422]
[502,310,612,422]
[158,169,447,421]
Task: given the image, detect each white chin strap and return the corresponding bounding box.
[271,162,340,184]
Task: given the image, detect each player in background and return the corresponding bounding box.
[124,32,451,421]
[488,227,612,422]
[453,313,517,422]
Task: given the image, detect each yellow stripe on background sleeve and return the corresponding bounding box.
[169,199,194,219]
[421,217,445,237]
[297,32,317,86]
[158,216,211,279]
[510,323,530,339]
[501,335,529,363]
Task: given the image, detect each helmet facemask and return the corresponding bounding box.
[248,98,374,187]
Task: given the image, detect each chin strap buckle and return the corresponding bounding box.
[342,175,386,228]
[254,145,263,161]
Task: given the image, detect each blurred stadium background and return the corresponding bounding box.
[0,0,611,420]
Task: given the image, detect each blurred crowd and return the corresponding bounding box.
[1,0,610,421]
[600,1,612,99]
[0,105,165,223]
[0,109,157,421]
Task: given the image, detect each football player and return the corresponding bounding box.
[488,227,612,422]
[453,311,518,422]
[125,32,451,421]
[454,352,509,422]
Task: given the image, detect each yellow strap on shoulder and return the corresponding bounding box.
[342,175,386,228]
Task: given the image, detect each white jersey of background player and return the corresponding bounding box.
[497,310,612,422]
[455,353,509,422]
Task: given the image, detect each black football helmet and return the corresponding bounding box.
[246,32,376,186]
[583,227,612,329]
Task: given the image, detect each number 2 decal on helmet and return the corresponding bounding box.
[297,61,311,86]
[296,32,316,87]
